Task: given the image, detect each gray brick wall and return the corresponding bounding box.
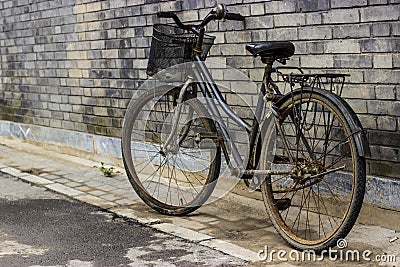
[0,0,399,178]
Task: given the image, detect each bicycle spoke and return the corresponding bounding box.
[174,156,201,195]
[135,153,160,173]
[310,186,324,239]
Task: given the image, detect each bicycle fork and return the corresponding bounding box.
[161,77,193,154]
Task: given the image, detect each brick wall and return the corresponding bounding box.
[0,0,399,178]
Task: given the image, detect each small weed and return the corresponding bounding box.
[98,162,115,177]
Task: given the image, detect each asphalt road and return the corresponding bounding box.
[0,171,245,267]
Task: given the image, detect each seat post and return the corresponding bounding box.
[263,61,274,85]
[262,62,276,101]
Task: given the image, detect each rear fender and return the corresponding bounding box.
[275,88,371,158]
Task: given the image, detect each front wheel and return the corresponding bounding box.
[122,85,221,215]
[261,89,366,251]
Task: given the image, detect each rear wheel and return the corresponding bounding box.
[261,90,366,251]
[122,85,221,215]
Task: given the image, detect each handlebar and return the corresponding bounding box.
[225,12,245,21]
[157,11,191,31]
[156,4,245,56]
[156,4,245,32]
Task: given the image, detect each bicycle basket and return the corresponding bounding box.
[146,24,215,79]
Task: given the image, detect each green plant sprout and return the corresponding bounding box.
[99,162,115,177]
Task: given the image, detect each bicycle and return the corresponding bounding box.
[122,4,370,252]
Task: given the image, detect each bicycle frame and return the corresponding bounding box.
[190,55,278,176]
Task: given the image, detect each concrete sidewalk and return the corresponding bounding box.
[0,136,399,266]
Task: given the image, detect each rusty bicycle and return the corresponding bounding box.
[122,4,370,251]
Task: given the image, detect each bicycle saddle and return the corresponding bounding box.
[246,41,295,59]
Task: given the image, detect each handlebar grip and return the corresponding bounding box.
[157,11,188,30]
[225,12,245,21]
[157,11,175,18]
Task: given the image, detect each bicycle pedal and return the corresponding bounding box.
[275,198,291,211]
[195,132,223,142]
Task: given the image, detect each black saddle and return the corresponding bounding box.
[246,41,295,63]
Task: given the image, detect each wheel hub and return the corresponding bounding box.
[291,161,325,185]
[160,144,179,156]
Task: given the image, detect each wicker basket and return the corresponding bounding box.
[146,24,215,81]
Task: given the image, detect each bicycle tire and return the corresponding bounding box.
[122,85,221,215]
[261,88,366,251]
